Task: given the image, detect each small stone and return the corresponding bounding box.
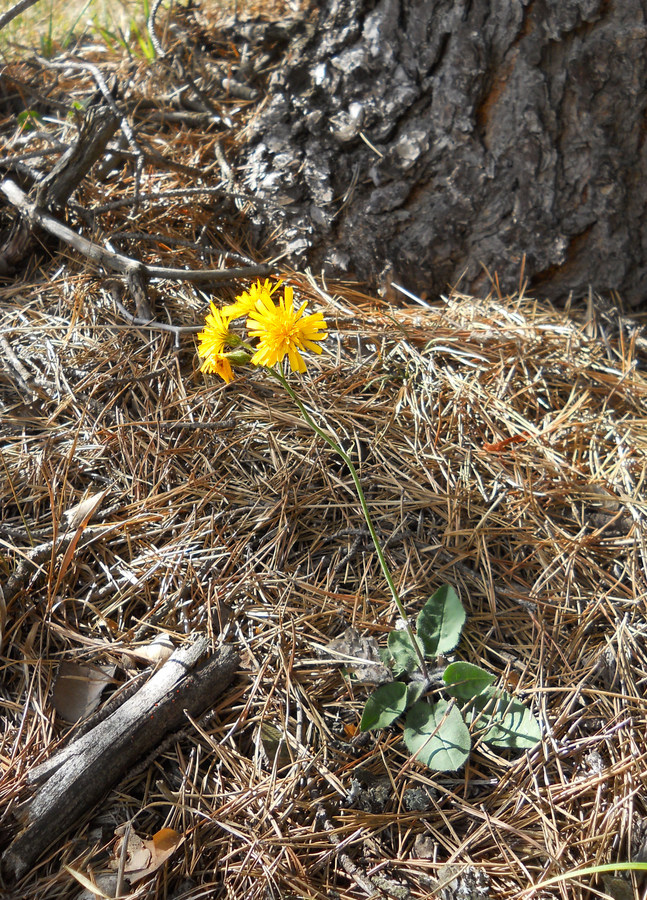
[412,834,436,858]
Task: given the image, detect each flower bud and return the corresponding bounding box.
[224,349,253,366]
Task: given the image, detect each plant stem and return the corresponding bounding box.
[272,365,429,678]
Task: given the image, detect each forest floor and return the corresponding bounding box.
[2,2,647,899]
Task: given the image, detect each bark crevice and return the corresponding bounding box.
[229,0,647,305]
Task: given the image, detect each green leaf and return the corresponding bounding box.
[416,585,466,657]
[403,700,471,771]
[360,681,408,731]
[468,687,541,749]
[67,100,84,116]
[17,110,43,132]
[405,680,426,707]
[443,662,495,700]
[387,630,424,674]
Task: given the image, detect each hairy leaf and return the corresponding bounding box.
[406,680,426,707]
[443,661,495,700]
[469,687,541,749]
[360,681,408,731]
[387,630,424,674]
[417,585,466,657]
[403,700,471,771]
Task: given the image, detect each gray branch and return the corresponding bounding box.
[1,640,239,882]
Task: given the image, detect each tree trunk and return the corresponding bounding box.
[232,0,647,306]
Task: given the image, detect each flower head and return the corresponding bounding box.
[222,278,282,320]
[202,353,234,383]
[246,285,328,373]
[197,303,235,383]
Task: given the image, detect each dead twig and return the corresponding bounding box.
[109,293,202,347]
[147,0,166,59]
[1,180,273,284]
[0,0,43,32]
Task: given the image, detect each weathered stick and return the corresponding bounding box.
[33,101,119,209]
[0,0,44,32]
[1,639,239,882]
[1,179,272,284]
[0,98,118,274]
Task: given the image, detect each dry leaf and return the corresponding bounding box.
[343,722,358,739]
[153,828,183,852]
[62,489,108,529]
[129,633,175,665]
[111,826,183,884]
[116,828,150,871]
[54,490,110,598]
[52,662,115,723]
[322,627,392,684]
[259,721,292,769]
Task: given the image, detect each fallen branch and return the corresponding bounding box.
[1,639,239,882]
[0,0,44,32]
[1,179,273,285]
[0,97,119,274]
[33,98,119,210]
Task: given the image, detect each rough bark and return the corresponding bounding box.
[231,0,647,305]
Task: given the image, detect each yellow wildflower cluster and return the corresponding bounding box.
[198,279,328,382]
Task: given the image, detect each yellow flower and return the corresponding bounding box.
[222,278,282,320]
[246,285,328,373]
[202,354,234,383]
[197,303,235,383]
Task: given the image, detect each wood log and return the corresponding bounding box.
[1,639,239,882]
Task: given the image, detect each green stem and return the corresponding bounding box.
[271,365,429,679]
